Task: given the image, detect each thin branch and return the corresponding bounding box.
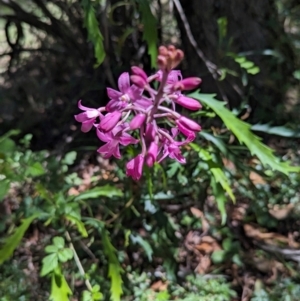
[65,231,93,292]
[172,0,220,79]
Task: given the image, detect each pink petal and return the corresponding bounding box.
[119,133,139,146]
[81,119,95,132]
[107,88,122,99]
[78,100,94,111]
[118,72,130,93]
[96,129,112,143]
[74,112,88,122]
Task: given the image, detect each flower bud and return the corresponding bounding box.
[177,116,201,132]
[129,113,146,130]
[173,77,202,91]
[130,75,146,88]
[99,111,122,132]
[146,142,159,167]
[145,123,156,142]
[173,95,202,111]
[131,66,147,81]
[126,154,144,181]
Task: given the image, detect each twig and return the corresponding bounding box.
[65,231,93,292]
[172,0,219,78]
[172,0,231,102]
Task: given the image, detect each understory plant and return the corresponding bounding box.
[0,44,299,301]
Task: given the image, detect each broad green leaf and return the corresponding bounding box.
[102,229,123,301]
[240,61,254,69]
[211,250,227,264]
[82,285,103,301]
[137,0,158,68]
[0,214,38,264]
[190,92,300,175]
[247,66,260,75]
[0,138,15,154]
[53,236,65,249]
[50,267,72,301]
[63,151,77,165]
[75,185,123,201]
[65,215,88,237]
[130,234,153,261]
[26,162,45,177]
[58,248,73,263]
[40,253,59,276]
[0,179,10,202]
[45,245,59,253]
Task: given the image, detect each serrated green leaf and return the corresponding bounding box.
[190,92,300,175]
[82,0,106,66]
[58,248,73,263]
[130,234,153,261]
[0,214,38,265]
[137,0,158,68]
[53,236,65,249]
[75,185,123,201]
[50,267,72,301]
[41,253,59,276]
[27,162,45,177]
[65,215,88,238]
[0,179,10,202]
[102,229,123,301]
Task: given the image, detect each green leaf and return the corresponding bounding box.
[50,267,72,301]
[130,234,153,261]
[53,236,65,249]
[0,179,10,202]
[0,138,16,154]
[251,123,300,138]
[211,178,227,225]
[102,229,123,301]
[137,0,158,68]
[45,245,59,253]
[65,215,88,238]
[58,248,73,263]
[199,131,228,155]
[211,250,227,264]
[75,185,123,201]
[26,162,45,177]
[0,129,20,143]
[82,0,106,66]
[0,214,38,265]
[41,253,59,276]
[190,92,300,175]
[247,66,260,75]
[190,144,235,202]
[82,285,103,301]
[62,151,77,165]
[240,61,254,69]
